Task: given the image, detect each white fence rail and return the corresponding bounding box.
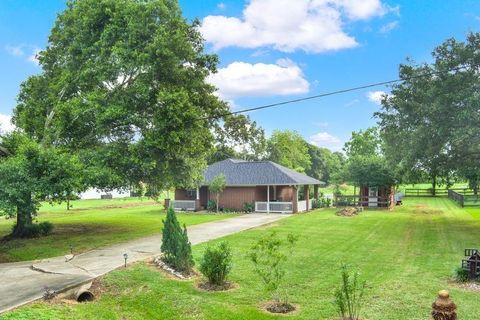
[172,200,196,211]
[297,200,307,212]
[255,201,293,213]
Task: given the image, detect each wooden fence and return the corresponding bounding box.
[335,195,392,208]
[405,188,474,197]
[448,190,480,207]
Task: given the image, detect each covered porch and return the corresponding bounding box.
[254,184,321,214]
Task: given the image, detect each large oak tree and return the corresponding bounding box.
[2,0,255,236]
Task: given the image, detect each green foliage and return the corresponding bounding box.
[199,242,233,285]
[306,143,345,185]
[343,155,396,188]
[333,264,367,320]
[453,267,469,283]
[161,207,194,273]
[207,200,217,212]
[0,134,84,236]
[210,114,266,163]
[376,33,480,189]
[209,174,226,213]
[12,0,247,196]
[343,127,382,158]
[242,202,255,213]
[248,232,298,303]
[11,221,54,238]
[267,130,311,173]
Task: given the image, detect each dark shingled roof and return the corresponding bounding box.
[203,159,324,186]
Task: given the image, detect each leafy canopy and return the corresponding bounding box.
[267,130,311,173]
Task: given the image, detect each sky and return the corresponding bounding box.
[1,0,479,151]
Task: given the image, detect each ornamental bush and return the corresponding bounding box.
[199,242,233,285]
[161,207,194,273]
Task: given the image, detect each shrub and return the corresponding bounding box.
[161,207,194,273]
[453,266,469,282]
[199,242,233,285]
[333,264,367,320]
[249,232,298,305]
[243,202,255,213]
[11,221,54,238]
[39,221,54,236]
[207,200,217,212]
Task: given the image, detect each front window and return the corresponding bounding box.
[186,189,196,199]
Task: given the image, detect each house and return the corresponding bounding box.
[169,158,324,213]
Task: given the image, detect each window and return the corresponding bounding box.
[186,189,196,199]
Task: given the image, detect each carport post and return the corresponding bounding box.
[267,184,270,214]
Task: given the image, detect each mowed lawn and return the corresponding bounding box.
[0,198,236,263]
[4,197,480,320]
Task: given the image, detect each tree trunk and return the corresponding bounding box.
[67,196,70,211]
[432,176,437,196]
[216,193,219,213]
[12,193,33,237]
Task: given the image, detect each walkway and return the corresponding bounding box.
[0,213,289,314]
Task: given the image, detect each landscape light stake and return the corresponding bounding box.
[123,253,128,267]
[70,245,73,254]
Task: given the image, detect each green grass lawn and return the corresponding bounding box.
[4,197,480,319]
[0,198,235,263]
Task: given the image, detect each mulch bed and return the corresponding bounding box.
[197,281,236,292]
[150,256,198,280]
[260,302,298,315]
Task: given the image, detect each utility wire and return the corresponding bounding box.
[199,64,473,121]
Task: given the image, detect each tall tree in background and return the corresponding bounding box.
[306,143,345,185]
[4,0,256,236]
[209,114,266,163]
[267,130,311,173]
[376,33,480,193]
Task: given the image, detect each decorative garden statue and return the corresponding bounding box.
[431,290,457,320]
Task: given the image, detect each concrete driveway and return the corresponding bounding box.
[0,213,290,314]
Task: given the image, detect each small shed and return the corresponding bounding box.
[359,184,395,208]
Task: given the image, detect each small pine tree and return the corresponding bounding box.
[161,207,194,273]
[175,226,195,273]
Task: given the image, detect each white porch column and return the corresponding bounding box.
[267,185,270,214]
[196,188,200,200]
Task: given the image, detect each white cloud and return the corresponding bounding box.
[201,0,396,53]
[28,48,41,65]
[367,91,386,105]
[379,21,399,33]
[5,45,24,57]
[0,114,15,135]
[309,132,343,151]
[207,59,309,99]
[217,2,226,10]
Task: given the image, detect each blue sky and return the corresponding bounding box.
[1,0,479,151]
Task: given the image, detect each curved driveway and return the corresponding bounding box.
[0,213,289,314]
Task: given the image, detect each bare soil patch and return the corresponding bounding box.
[413,205,443,215]
[336,207,360,217]
[448,280,480,292]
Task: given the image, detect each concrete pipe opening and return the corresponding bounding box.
[76,290,94,302]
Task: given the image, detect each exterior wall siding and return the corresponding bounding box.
[176,185,298,211]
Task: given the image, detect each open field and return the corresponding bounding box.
[4,197,480,319]
[0,198,236,263]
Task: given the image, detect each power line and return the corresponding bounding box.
[199,64,473,121]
